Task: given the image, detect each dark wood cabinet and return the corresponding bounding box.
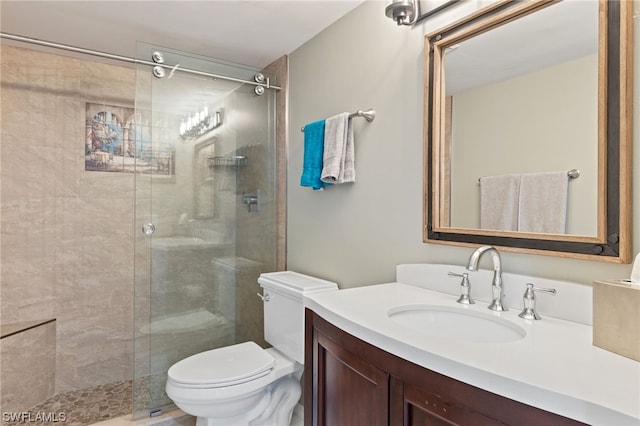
[305,309,585,426]
[312,330,389,425]
[392,379,505,426]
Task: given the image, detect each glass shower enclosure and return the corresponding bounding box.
[132,43,280,417]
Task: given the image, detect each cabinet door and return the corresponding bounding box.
[311,329,389,426]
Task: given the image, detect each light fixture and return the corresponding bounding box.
[179,106,222,142]
[385,0,418,26]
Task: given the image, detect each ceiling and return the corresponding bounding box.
[0,0,364,69]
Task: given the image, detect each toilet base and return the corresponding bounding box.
[193,375,301,426]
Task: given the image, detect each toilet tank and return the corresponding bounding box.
[258,271,338,364]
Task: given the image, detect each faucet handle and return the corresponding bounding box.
[518,283,556,320]
[448,272,475,305]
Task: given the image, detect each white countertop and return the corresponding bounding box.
[304,282,640,425]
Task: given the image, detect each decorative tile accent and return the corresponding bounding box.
[84,103,174,176]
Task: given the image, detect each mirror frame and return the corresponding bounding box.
[423,0,633,263]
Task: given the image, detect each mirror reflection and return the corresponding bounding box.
[424,0,633,262]
[444,0,598,235]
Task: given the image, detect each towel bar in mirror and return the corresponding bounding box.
[423,0,633,263]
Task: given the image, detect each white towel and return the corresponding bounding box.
[518,171,568,234]
[480,174,520,231]
[321,112,355,184]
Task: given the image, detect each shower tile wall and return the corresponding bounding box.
[1,321,56,414]
[0,45,136,395]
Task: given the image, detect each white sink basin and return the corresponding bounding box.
[388,305,526,343]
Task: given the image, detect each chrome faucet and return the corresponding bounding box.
[466,246,507,311]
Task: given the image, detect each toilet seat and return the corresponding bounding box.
[168,341,275,388]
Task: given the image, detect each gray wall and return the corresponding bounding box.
[287,0,640,288]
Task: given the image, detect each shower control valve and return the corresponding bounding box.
[243,190,260,212]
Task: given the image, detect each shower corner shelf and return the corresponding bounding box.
[208,156,247,168]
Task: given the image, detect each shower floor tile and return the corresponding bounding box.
[3,380,132,426]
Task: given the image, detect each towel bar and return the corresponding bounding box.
[567,169,580,179]
[478,169,581,183]
[300,108,375,132]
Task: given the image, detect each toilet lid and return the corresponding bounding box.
[168,341,275,387]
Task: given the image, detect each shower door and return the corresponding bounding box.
[133,43,279,417]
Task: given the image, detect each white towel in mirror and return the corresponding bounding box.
[518,171,568,234]
[480,174,520,231]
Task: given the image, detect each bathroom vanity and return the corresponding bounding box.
[303,265,640,426]
[305,311,580,425]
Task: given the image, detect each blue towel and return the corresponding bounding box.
[300,120,332,190]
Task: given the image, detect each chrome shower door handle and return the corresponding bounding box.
[142,223,156,235]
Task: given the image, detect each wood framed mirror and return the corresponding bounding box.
[423,0,633,263]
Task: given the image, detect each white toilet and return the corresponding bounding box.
[165,271,338,426]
